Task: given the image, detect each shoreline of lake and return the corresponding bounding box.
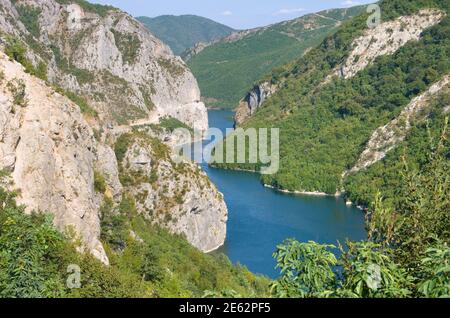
[263,184,334,197]
[201,109,368,278]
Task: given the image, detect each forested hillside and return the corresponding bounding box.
[344,86,449,207]
[217,0,449,195]
[0,0,448,300]
[137,15,235,55]
[187,6,365,109]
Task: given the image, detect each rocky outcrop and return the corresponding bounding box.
[326,9,445,82]
[345,75,449,176]
[0,50,109,264]
[235,82,277,125]
[0,0,208,131]
[95,144,122,201]
[0,45,229,263]
[120,133,228,253]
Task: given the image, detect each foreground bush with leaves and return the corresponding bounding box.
[272,239,448,298]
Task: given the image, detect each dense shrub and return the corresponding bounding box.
[94,170,107,194]
[54,0,116,17]
[111,30,142,65]
[0,188,145,298]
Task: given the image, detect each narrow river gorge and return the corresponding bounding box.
[201,110,367,278]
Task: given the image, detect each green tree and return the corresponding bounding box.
[418,243,450,298]
[338,242,413,298]
[271,240,337,298]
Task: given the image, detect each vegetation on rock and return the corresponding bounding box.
[111,29,141,65]
[0,187,270,298]
[54,0,117,17]
[14,3,41,38]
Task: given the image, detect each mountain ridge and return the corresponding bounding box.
[0,0,228,264]
[215,0,449,198]
[186,5,366,109]
[0,0,210,130]
[137,14,235,55]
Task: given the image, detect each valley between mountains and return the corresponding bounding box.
[0,0,448,298]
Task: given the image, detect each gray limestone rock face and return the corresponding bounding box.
[0,0,209,131]
[235,82,277,125]
[122,135,228,253]
[345,76,449,177]
[0,51,108,265]
[0,1,231,265]
[95,144,122,201]
[324,9,445,83]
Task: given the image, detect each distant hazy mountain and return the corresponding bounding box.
[136,15,235,55]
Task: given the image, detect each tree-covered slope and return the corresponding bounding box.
[136,15,235,55]
[344,90,450,207]
[215,0,449,194]
[270,108,449,298]
[187,6,365,109]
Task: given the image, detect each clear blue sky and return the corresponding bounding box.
[89,0,375,29]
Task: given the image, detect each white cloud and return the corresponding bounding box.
[274,8,306,16]
[341,0,361,7]
[221,10,233,16]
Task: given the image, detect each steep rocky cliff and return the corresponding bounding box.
[0,50,109,264]
[117,131,228,252]
[0,0,208,131]
[0,0,229,263]
[325,9,445,83]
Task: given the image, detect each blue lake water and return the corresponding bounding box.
[201,110,367,278]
